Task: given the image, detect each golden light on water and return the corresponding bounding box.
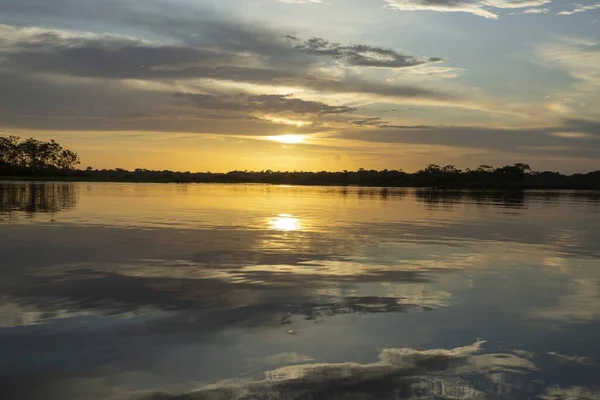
[267,134,306,144]
[269,214,301,231]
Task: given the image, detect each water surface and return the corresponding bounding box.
[1,182,600,399]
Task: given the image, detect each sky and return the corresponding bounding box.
[0,0,599,172]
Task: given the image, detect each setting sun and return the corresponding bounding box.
[267,134,306,144]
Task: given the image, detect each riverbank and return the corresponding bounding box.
[2,176,600,190]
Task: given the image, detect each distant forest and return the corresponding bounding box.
[2,136,600,189]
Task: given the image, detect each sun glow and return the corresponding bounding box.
[267,134,306,144]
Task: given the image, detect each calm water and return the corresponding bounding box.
[1,182,600,399]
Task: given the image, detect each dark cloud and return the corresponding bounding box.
[294,36,438,68]
[0,23,454,108]
[351,117,434,129]
[306,75,457,100]
[0,24,443,80]
[4,43,228,79]
[351,118,385,127]
[0,64,457,133]
[562,118,600,133]
[174,93,356,115]
[243,94,355,115]
[0,19,460,135]
[337,119,600,158]
[0,67,360,133]
[0,72,298,133]
[0,26,276,80]
[2,1,441,70]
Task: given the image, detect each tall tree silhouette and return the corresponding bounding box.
[0,136,80,171]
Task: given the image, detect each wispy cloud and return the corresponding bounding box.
[537,37,600,90]
[510,7,551,14]
[277,0,322,3]
[558,3,600,15]
[384,0,552,19]
[550,131,595,139]
[173,93,356,115]
[387,64,465,81]
[288,36,442,68]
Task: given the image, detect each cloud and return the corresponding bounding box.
[0,24,283,81]
[384,0,551,19]
[384,0,500,19]
[523,7,550,13]
[173,93,357,115]
[510,7,551,14]
[537,37,600,90]
[482,0,552,8]
[277,0,322,3]
[387,64,465,81]
[0,20,485,138]
[0,24,443,80]
[351,117,434,129]
[290,36,440,68]
[550,131,595,139]
[333,118,600,160]
[0,24,465,126]
[0,64,460,134]
[558,3,600,16]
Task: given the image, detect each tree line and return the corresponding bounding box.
[77,163,600,189]
[1,136,600,189]
[0,136,80,173]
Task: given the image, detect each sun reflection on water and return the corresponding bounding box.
[269,214,301,231]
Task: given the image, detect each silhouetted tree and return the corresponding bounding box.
[495,163,531,182]
[0,136,21,167]
[56,149,80,170]
[0,136,80,173]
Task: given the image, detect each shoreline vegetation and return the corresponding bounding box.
[2,136,600,189]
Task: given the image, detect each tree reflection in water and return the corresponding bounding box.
[0,183,77,217]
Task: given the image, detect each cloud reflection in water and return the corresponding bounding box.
[133,340,596,400]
